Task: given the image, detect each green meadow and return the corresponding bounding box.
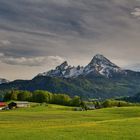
[0,105,140,140]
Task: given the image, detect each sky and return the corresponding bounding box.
[0,0,140,80]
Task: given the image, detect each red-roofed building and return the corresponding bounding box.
[0,102,6,107]
[0,102,7,110]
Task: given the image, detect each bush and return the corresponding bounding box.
[71,96,81,107]
[102,99,132,108]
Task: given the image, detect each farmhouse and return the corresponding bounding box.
[0,102,7,110]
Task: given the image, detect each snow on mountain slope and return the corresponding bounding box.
[0,78,9,84]
[38,54,127,78]
[39,61,84,78]
[84,54,127,78]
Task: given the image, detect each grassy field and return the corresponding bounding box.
[0,104,140,140]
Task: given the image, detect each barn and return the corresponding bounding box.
[8,101,30,109]
[16,101,30,108]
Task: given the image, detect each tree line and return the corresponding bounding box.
[3,90,138,108]
[3,90,82,107]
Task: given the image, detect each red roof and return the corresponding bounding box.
[0,102,6,107]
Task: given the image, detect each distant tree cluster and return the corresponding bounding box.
[3,90,83,107]
[4,90,32,101]
[102,99,133,108]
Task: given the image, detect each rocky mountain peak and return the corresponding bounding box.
[84,54,125,77]
[56,61,68,70]
[89,54,119,68]
[38,54,126,78]
[93,54,106,59]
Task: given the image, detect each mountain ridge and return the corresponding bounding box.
[38,54,127,79]
[0,54,140,99]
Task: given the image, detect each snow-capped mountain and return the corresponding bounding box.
[38,54,127,78]
[84,54,127,78]
[0,78,9,84]
[0,54,140,99]
[39,61,84,78]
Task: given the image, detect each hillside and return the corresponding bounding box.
[121,92,140,103]
[1,54,140,99]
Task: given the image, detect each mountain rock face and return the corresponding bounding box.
[39,61,84,78]
[0,54,140,99]
[0,78,9,84]
[39,54,127,78]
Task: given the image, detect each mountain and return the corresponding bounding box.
[1,54,140,99]
[38,61,84,78]
[38,54,126,78]
[0,78,9,84]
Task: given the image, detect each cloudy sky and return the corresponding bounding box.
[0,0,140,80]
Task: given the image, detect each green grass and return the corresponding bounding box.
[0,105,140,140]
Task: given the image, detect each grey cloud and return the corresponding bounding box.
[131,8,140,18]
[0,0,140,79]
[125,63,140,71]
[0,40,11,46]
[0,0,136,38]
[0,54,64,66]
[0,53,4,57]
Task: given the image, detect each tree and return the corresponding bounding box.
[0,94,3,101]
[32,90,52,103]
[3,91,11,101]
[52,94,71,105]
[80,100,87,110]
[4,90,19,101]
[102,100,112,108]
[17,91,32,101]
[95,101,101,109]
[71,96,81,106]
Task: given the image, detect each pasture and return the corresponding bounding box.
[0,104,140,140]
